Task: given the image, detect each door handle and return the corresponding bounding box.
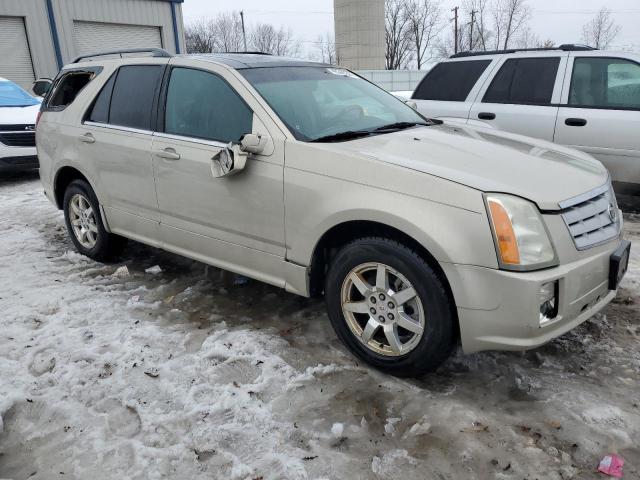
[565,118,587,127]
[154,148,181,160]
[478,112,496,120]
[79,133,95,143]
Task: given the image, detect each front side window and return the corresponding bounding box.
[413,60,491,102]
[164,67,253,143]
[484,57,560,105]
[569,57,640,109]
[0,81,40,107]
[241,67,427,141]
[48,72,93,109]
[108,65,163,130]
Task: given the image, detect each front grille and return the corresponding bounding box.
[0,124,35,132]
[0,132,36,147]
[561,184,620,250]
[0,155,39,167]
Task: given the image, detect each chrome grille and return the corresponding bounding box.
[561,183,620,250]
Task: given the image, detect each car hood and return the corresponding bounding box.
[0,103,40,124]
[330,123,608,211]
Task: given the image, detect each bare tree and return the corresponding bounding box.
[492,0,531,50]
[211,11,245,52]
[316,32,338,64]
[463,0,492,51]
[434,21,471,59]
[582,7,621,49]
[250,23,301,57]
[385,0,414,69]
[405,0,442,69]
[185,19,215,54]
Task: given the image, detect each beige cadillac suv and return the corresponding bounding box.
[36,49,630,377]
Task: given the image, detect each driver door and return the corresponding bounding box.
[152,63,286,286]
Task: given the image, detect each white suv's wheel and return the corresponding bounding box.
[63,179,127,261]
[326,237,455,377]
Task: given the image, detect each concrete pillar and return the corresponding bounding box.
[334,0,385,70]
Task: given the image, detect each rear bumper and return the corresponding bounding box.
[442,237,625,353]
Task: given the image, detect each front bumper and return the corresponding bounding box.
[442,236,625,354]
[0,145,38,172]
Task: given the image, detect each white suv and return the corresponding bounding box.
[36,49,630,377]
[411,45,640,196]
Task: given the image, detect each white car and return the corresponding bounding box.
[409,45,640,195]
[0,77,40,172]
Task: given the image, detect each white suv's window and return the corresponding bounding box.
[483,57,560,105]
[163,67,253,143]
[569,57,640,109]
[412,60,492,101]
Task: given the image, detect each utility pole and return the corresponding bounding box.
[452,7,459,54]
[469,10,477,51]
[240,10,248,52]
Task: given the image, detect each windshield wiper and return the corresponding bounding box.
[310,130,373,143]
[371,121,430,132]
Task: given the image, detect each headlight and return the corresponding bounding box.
[484,193,557,271]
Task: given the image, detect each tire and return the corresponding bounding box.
[325,237,454,377]
[63,179,127,261]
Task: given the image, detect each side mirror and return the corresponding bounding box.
[211,143,248,178]
[240,133,266,154]
[32,79,52,97]
[405,100,418,110]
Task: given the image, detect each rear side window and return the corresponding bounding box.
[108,65,163,130]
[48,72,93,109]
[163,67,252,143]
[569,57,640,109]
[87,72,116,123]
[412,60,491,102]
[483,57,560,105]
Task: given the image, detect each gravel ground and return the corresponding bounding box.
[0,172,639,480]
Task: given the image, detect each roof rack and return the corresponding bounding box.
[450,44,596,59]
[216,51,272,56]
[71,48,172,64]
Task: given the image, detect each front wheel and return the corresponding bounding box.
[63,179,127,261]
[325,237,455,377]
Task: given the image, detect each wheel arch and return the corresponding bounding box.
[53,165,96,210]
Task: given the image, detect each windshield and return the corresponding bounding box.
[0,81,40,107]
[240,67,427,142]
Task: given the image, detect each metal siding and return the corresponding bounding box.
[73,21,162,56]
[53,0,180,63]
[0,0,59,81]
[0,16,36,88]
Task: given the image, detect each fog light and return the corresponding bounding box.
[539,281,559,326]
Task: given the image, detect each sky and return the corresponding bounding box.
[181,0,640,58]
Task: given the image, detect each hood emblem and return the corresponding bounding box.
[25,125,35,131]
[608,204,617,223]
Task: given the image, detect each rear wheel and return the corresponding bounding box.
[63,179,127,261]
[325,237,454,377]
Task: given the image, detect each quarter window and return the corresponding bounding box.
[87,72,116,123]
[413,60,491,102]
[108,65,163,130]
[483,57,560,105]
[569,57,640,109]
[164,68,252,143]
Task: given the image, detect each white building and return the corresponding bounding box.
[0,0,186,89]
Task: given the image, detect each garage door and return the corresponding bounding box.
[73,21,162,57]
[0,17,36,89]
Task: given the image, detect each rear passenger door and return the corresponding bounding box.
[555,55,640,191]
[82,62,165,245]
[469,55,567,140]
[412,59,495,121]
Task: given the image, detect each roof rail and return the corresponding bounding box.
[71,48,172,64]
[450,44,596,59]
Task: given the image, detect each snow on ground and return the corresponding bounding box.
[0,172,639,480]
